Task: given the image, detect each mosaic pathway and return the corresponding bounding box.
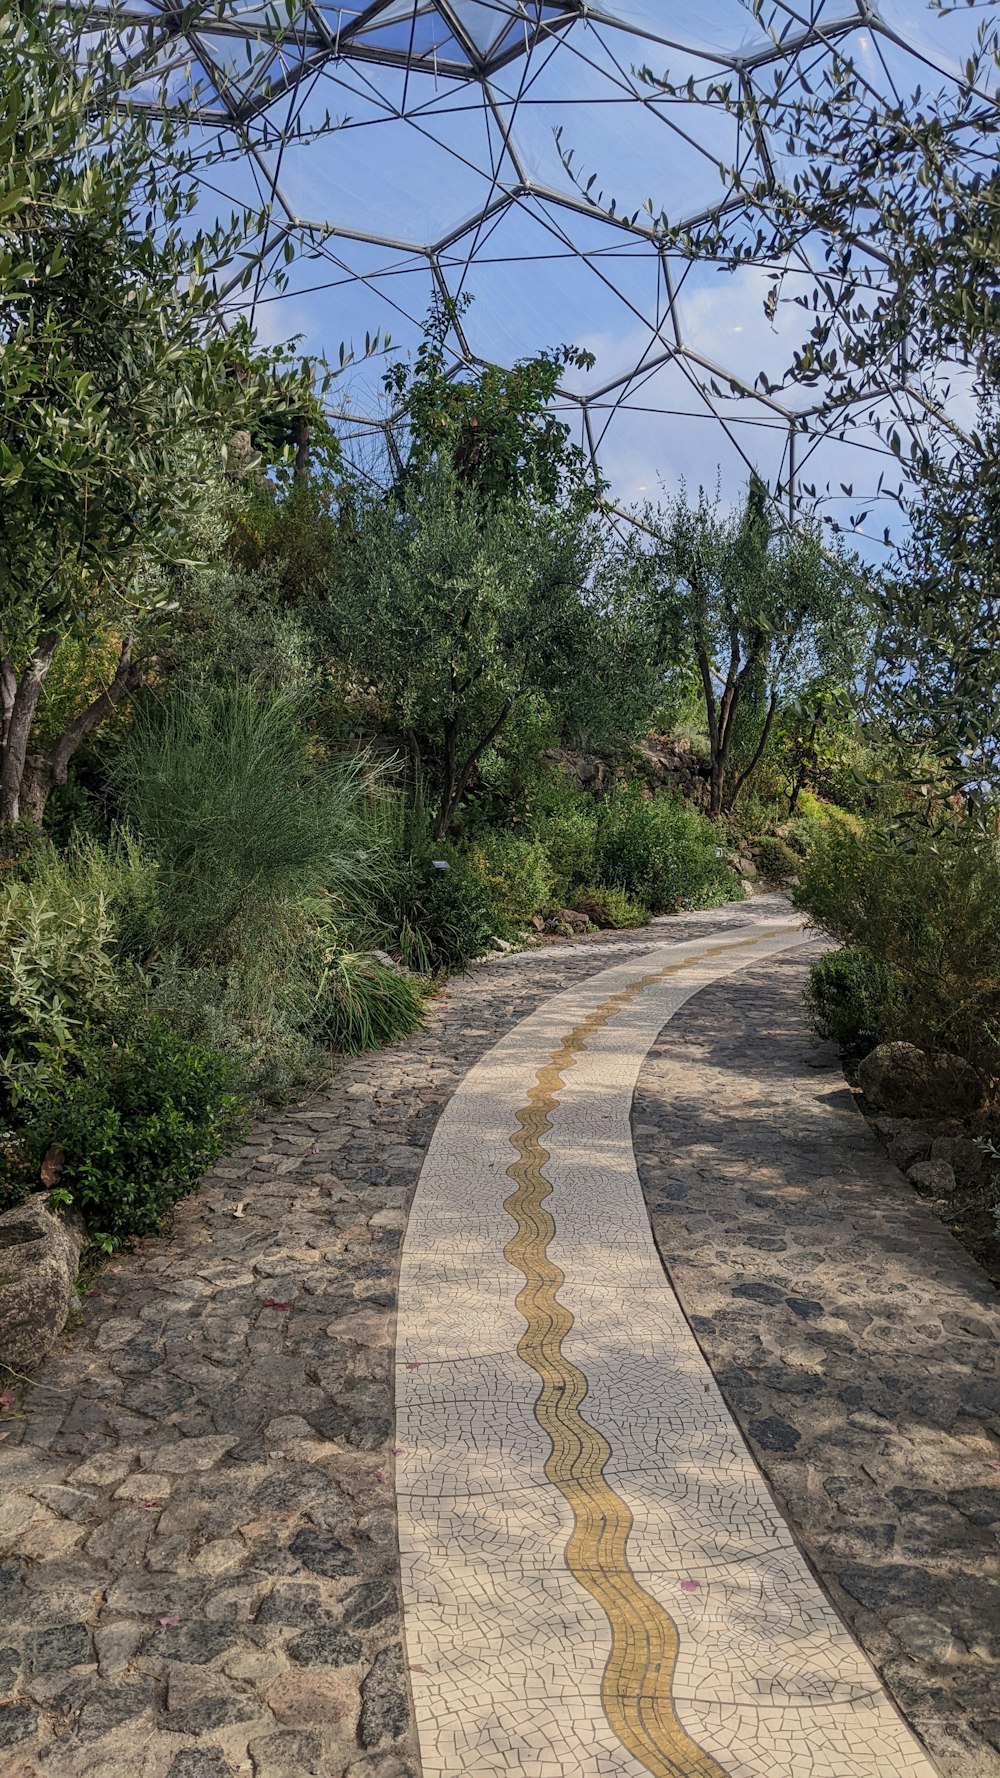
[396,919,940,1778]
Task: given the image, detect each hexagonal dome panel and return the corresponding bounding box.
[82,0,977,527]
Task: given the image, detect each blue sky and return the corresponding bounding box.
[114,0,987,553]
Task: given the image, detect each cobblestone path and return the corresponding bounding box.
[396,919,937,1778]
[0,898,996,1778]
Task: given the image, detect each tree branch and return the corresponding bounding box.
[47,635,143,784]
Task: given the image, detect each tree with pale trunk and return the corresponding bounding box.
[644,480,866,818]
[0,2,321,825]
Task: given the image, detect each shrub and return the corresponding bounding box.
[398,848,498,972]
[373,824,499,975]
[795,818,1000,1083]
[784,793,863,860]
[0,838,155,1102]
[6,1022,241,1243]
[573,886,648,928]
[469,832,554,936]
[140,936,328,1108]
[315,952,424,1054]
[804,946,896,1052]
[525,772,597,897]
[113,680,383,959]
[753,835,800,882]
[592,784,737,913]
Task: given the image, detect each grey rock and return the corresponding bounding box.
[31,1483,97,1522]
[255,1584,338,1627]
[786,1296,824,1320]
[890,1613,967,1666]
[946,1487,1000,1526]
[167,1753,235,1778]
[858,1042,983,1117]
[249,1729,323,1778]
[907,1160,957,1197]
[25,1620,91,1672]
[837,1564,929,1613]
[0,1702,37,1746]
[287,1528,358,1577]
[366,951,413,980]
[0,1195,85,1371]
[289,1627,364,1666]
[76,1679,155,1742]
[341,1580,399,1630]
[0,1648,19,1697]
[167,1693,255,1734]
[152,1621,238,1663]
[346,1760,419,1778]
[94,1621,146,1678]
[360,1644,409,1748]
[732,1281,784,1305]
[749,1415,801,1452]
[886,1124,934,1171]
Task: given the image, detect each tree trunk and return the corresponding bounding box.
[0,633,59,824]
[433,717,460,841]
[729,689,780,809]
[1,634,142,826]
[291,415,310,488]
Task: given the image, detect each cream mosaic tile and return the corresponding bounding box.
[396,920,941,1778]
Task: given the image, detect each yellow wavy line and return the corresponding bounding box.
[503,931,796,1778]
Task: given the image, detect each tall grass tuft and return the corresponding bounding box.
[113,680,384,960]
[315,951,424,1054]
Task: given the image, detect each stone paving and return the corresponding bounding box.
[633,946,1000,1778]
[396,919,938,1778]
[0,897,995,1778]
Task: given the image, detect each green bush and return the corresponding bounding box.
[525,772,597,897]
[573,885,648,928]
[375,831,498,975]
[804,946,896,1052]
[753,835,800,882]
[592,784,737,914]
[5,1022,240,1242]
[0,838,156,1102]
[113,680,382,960]
[469,832,554,936]
[795,818,1000,1081]
[315,952,424,1054]
[140,932,328,1108]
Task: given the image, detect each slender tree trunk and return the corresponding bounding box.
[0,632,59,824]
[787,704,825,815]
[433,716,460,841]
[1,634,142,825]
[291,415,310,488]
[432,697,517,839]
[730,688,780,808]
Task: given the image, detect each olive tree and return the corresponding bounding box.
[0,2,320,824]
[563,10,1000,796]
[645,480,866,816]
[322,464,653,837]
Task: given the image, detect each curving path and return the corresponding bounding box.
[396,919,937,1778]
[4,898,997,1778]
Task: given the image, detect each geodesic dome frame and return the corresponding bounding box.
[80,0,976,523]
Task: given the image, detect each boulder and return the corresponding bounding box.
[365,950,412,980]
[0,1196,85,1373]
[573,893,615,930]
[907,1159,958,1198]
[930,1133,992,1189]
[857,1042,984,1118]
[884,1121,934,1172]
[546,908,589,937]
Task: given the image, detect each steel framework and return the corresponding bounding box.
[79,0,973,515]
